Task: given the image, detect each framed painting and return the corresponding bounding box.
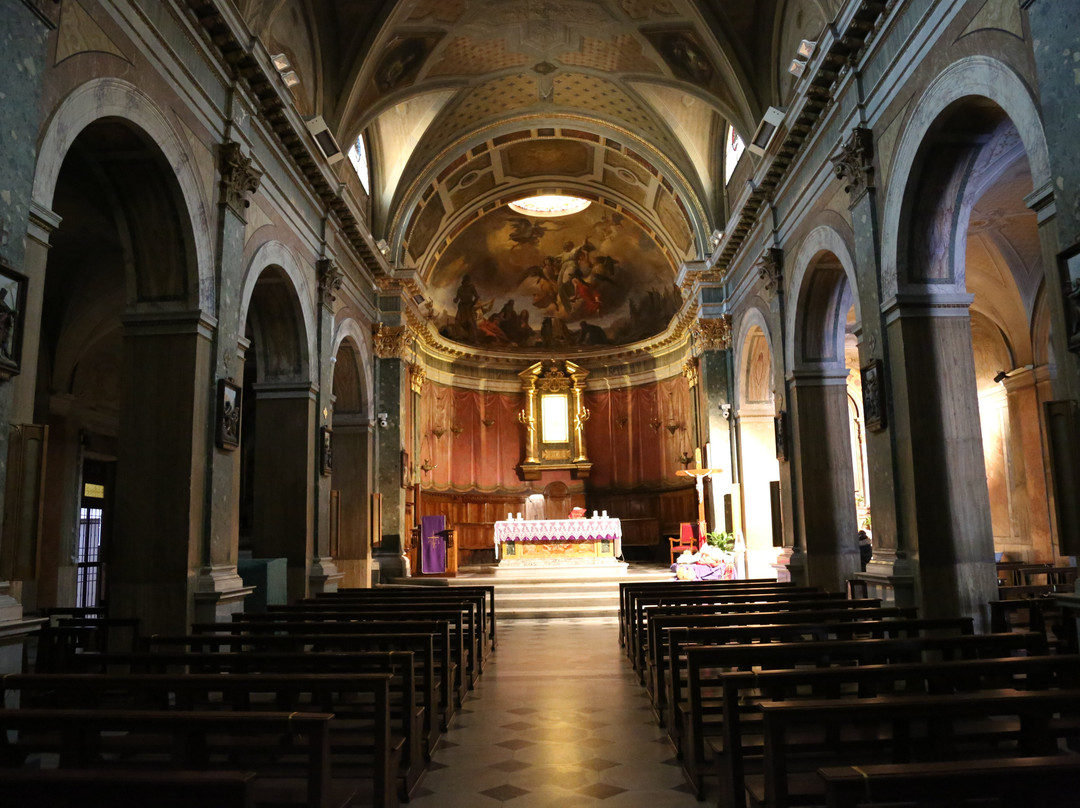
[0,261,29,381]
[320,426,333,476]
[216,379,242,449]
[1060,241,1080,354]
[774,410,788,461]
[861,360,887,432]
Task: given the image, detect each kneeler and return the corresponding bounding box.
[420,515,447,574]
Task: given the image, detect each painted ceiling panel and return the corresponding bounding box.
[633,82,718,201]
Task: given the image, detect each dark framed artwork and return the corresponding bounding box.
[774,410,788,461]
[861,360,887,432]
[400,449,410,488]
[216,379,242,449]
[320,426,333,476]
[1060,241,1080,354]
[0,261,29,382]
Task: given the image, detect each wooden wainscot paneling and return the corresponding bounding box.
[420,491,527,565]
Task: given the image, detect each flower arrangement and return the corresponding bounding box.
[705,530,735,552]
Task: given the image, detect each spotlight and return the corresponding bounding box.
[710,229,724,249]
[993,370,1008,384]
[788,60,806,78]
[271,53,292,71]
[747,107,785,156]
[797,40,817,60]
[376,239,391,257]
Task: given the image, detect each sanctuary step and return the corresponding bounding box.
[448,563,673,619]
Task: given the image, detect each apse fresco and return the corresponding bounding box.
[427,205,681,351]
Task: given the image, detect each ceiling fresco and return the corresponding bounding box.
[427,203,681,352]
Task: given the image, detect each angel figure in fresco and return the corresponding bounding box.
[523,256,560,310]
[508,217,558,250]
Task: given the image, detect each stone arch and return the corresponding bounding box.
[33,77,214,311]
[332,316,375,420]
[785,225,860,372]
[238,241,317,383]
[881,56,1051,301]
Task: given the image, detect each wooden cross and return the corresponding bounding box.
[675,447,723,537]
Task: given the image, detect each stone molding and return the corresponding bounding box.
[831,127,875,204]
[317,258,343,309]
[219,141,262,219]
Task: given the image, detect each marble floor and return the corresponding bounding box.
[407,617,706,807]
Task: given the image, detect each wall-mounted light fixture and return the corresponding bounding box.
[431,426,446,438]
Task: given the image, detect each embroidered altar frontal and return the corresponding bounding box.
[494,517,622,564]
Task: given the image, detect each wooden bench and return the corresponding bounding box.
[142,632,446,741]
[667,618,976,791]
[715,653,1080,808]
[818,755,1080,807]
[5,671,410,803]
[645,604,908,719]
[0,769,257,808]
[0,709,345,808]
[190,618,462,726]
[618,580,797,648]
[753,688,1080,808]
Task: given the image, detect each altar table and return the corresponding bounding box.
[494,517,622,561]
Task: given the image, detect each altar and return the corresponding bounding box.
[494,516,622,565]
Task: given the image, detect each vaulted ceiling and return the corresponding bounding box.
[238,1,841,267]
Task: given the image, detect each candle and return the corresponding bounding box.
[593,510,599,518]
[602,510,608,518]
[694,447,701,467]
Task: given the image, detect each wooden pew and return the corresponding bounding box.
[0,709,345,808]
[269,600,483,685]
[716,653,1080,808]
[676,631,1048,800]
[667,618,975,789]
[618,580,787,646]
[3,672,405,804]
[141,633,445,741]
[753,688,1080,808]
[818,755,1080,807]
[190,619,462,726]
[626,589,834,678]
[646,606,914,724]
[0,769,257,808]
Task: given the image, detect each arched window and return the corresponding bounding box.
[347,132,370,193]
[724,124,746,184]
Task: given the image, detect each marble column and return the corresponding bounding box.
[250,382,316,602]
[884,296,999,626]
[372,325,412,580]
[110,311,215,636]
[789,370,861,592]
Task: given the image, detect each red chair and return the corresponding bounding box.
[669,522,702,564]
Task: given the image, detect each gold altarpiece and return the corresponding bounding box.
[518,360,591,480]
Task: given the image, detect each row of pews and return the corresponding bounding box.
[2,584,495,808]
[620,578,1080,807]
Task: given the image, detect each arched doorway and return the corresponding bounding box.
[789,250,861,591]
[239,263,316,602]
[735,315,781,578]
[330,333,373,587]
[33,118,206,633]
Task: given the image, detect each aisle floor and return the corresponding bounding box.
[407,617,706,807]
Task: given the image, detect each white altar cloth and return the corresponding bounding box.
[493,516,622,559]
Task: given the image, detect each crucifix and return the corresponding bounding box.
[675,447,723,536]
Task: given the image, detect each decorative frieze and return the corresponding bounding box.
[373,323,413,359]
[316,259,342,308]
[756,248,784,299]
[831,127,875,204]
[690,316,732,352]
[219,141,262,218]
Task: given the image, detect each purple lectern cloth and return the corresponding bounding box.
[421,515,446,574]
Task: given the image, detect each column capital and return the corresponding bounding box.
[316,258,343,309]
[756,248,784,300]
[690,315,732,353]
[831,127,875,207]
[373,323,414,359]
[219,141,262,219]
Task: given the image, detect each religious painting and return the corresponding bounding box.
[0,262,27,382]
[374,35,442,93]
[320,426,333,476]
[861,360,886,432]
[1060,241,1080,354]
[774,410,788,461]
[427,204,680,352]
[216,379,242,450]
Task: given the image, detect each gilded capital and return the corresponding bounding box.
[691,315,732,352]
[408,362,427,393]
[219,141,262,218]
[373,323,413,359]
[682,359,700,388]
